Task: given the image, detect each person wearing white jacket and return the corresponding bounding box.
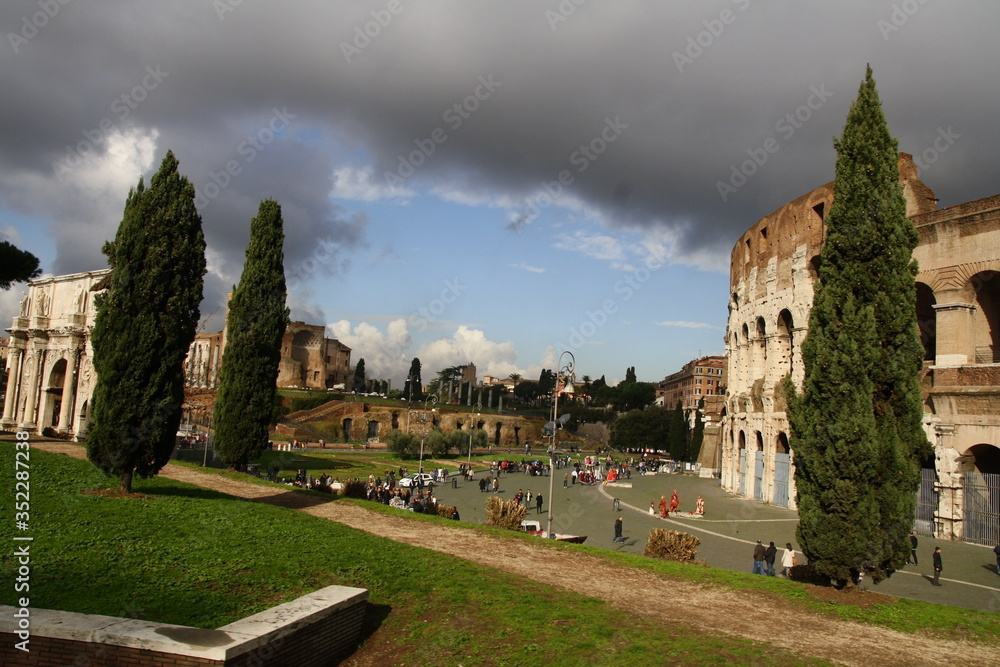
[781,543,796,577]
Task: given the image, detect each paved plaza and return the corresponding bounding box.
[431,464,1000,613]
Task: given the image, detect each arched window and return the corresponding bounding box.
[915,282,936,362]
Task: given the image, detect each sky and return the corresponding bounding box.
[1,1,997,388]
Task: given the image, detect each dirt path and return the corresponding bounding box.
[38,443,997,666]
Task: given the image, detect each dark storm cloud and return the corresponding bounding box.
[1,0,997,310]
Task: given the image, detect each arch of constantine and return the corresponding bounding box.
[720,154,1000,544]
[1,270,109,438]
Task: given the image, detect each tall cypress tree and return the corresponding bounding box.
[213,200,290,469]
[405,357,422,400]
[668,400,687,462]
[353,358,367,393]
[788,67,930,585]
[87,151,206,492]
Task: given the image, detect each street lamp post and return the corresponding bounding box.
[547,350,575,539]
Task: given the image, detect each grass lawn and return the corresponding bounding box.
[1,444,826,665]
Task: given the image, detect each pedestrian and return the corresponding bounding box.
[613,516,624,543]
[994,543,1000,575]
[695,496,705,515]
[563,472,568,488]
[752,540,766,575]
[613,497,621,511]
[525,490,532,507]
[909,531,918,565]
[649,501,656,515]
[659,495,668,518]
[764,541,777,576]
[932,546,943,586]
[668,490,679,513]
[781,543,795,577]
[536,493,543,514]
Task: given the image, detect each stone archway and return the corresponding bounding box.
[961,443,1000,545]
[969,271,1000,362]
[915,282,937,361]
[773,432,790,507]
[40,358,67,430]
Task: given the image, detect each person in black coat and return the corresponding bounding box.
[932,547,943,586]
[908,532,918,565]
[613,516,624,543]
[764,541,777,576]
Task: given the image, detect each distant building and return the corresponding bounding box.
[3,269,351,438]
[461,362,477,385]
[657,356,726,412]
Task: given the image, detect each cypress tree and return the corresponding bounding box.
[353,358,367,393]
[689,403,705,463]
[788,67,931,585]
[668,401,687,462]
[213,199,290,469]
[87,151,206,492]
[405,357,422,400]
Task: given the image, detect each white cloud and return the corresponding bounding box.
[554,230,625,262]
[510,262,545,273]
[328,317,414,380]
[416,325,520,380]
[330,165,414,202]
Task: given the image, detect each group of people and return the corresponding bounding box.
[511,488,544,514]
[752,540,796,577]
[650,491,704,517]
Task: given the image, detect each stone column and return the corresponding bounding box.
[932,302,977,367]
[21,349,43,430]
[57,348,81,432]
[1,347,23,427]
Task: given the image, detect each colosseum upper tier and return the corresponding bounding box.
[720,154,1000,544]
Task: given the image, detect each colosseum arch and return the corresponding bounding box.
[915,282,937,361]
[773,432,791,507]
[960,443,1000,545]
[969,271,1000,363]
[752,317,767,380]
[775,309,794,378]
[737,430,747,496]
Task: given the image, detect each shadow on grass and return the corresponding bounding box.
[143,485,246,502]
[342,601,393,661]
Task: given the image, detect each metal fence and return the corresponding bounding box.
[962,471,1000,546]
[773,453,790,508]
[913,467,937,537]
[753,450,764,501]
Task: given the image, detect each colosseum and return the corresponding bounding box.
[720,153,1000,545]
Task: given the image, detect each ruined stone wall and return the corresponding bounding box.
[721,154,942,510]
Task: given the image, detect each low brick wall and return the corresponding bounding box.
[0,585,367,667]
